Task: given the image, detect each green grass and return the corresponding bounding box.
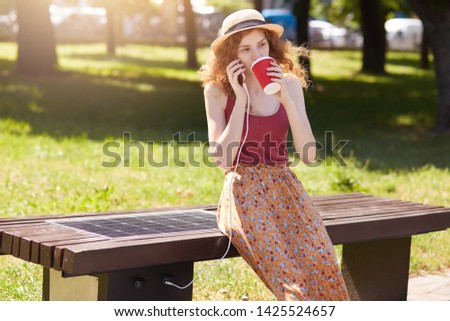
[0,42,448,301]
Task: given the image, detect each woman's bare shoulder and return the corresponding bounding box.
[204,81,224,97]
[204,81,227,109]
[284,73,302,85]
[284,73,305,94]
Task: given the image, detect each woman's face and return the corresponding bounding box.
[235,29,270,70]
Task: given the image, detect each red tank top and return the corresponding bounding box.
[224,96,290,165]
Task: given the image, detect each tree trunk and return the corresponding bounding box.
[102,0,123,56]
[253,0,263,12]
[293,0,312,84]
[183,0,197,69]
[410,0,450,132]
[359,0,386,74]
[106,7,116,56]
[420,24,430,70]
[15,0,57,75]
[162,0,178,40]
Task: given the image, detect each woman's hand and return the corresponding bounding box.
[226,59,247,101]
[267,61,293,106]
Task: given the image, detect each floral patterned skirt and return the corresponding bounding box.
[217,164,350,301]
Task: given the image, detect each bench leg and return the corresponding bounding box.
[341,236,411,301]
[43,267,102,300]
[43,262,194,301]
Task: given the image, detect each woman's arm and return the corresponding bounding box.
[204,82,247,172]
[268,64,316,163]
[204,59,249,172]
[283,75,316,163]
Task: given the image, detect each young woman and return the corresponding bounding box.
[200,9,349,301]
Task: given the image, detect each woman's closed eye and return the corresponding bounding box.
[240,44,266,54]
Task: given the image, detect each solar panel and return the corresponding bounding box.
[46,209,218,239]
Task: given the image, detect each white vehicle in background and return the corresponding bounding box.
[50,5,107,40]
[385,18,423,51]
[0,11,17,37]
[308,20,348,48]
[261,9,358,49]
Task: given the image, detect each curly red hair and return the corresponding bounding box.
[199,28,309,96]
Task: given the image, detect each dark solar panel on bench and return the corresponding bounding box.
[46,210,218,239]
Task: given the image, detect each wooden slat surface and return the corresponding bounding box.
[1,224,52,254]
[0,193,448,276]
[39,236,106,268]
[61,231,234,275]
[30,231,100,264]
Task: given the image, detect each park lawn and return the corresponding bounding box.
[0,42,448,301]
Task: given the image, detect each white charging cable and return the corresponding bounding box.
[164,77,251,290]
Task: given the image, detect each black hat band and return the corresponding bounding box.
[224,19,267,35]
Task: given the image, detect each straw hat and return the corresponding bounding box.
[211,9,284,52]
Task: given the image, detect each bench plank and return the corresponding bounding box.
[30,231,101,264]
[25,229,95,260]
[2,225,72,252]
[61,231,235,276]
[321,204,444,219]
[327,209,450,244]
[1,223,49,254]
[40,236,106,269]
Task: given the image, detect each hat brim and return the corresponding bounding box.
[211,24,284,52]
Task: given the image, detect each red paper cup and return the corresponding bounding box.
[251,56,281,95]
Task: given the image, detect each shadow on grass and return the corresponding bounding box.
[64,52,194,71]
[0,52,448,171]
[0,59,207,142]
[386,53,434,70]
[305,72,449,170]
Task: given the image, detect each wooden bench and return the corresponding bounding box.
[1,192,449,301]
